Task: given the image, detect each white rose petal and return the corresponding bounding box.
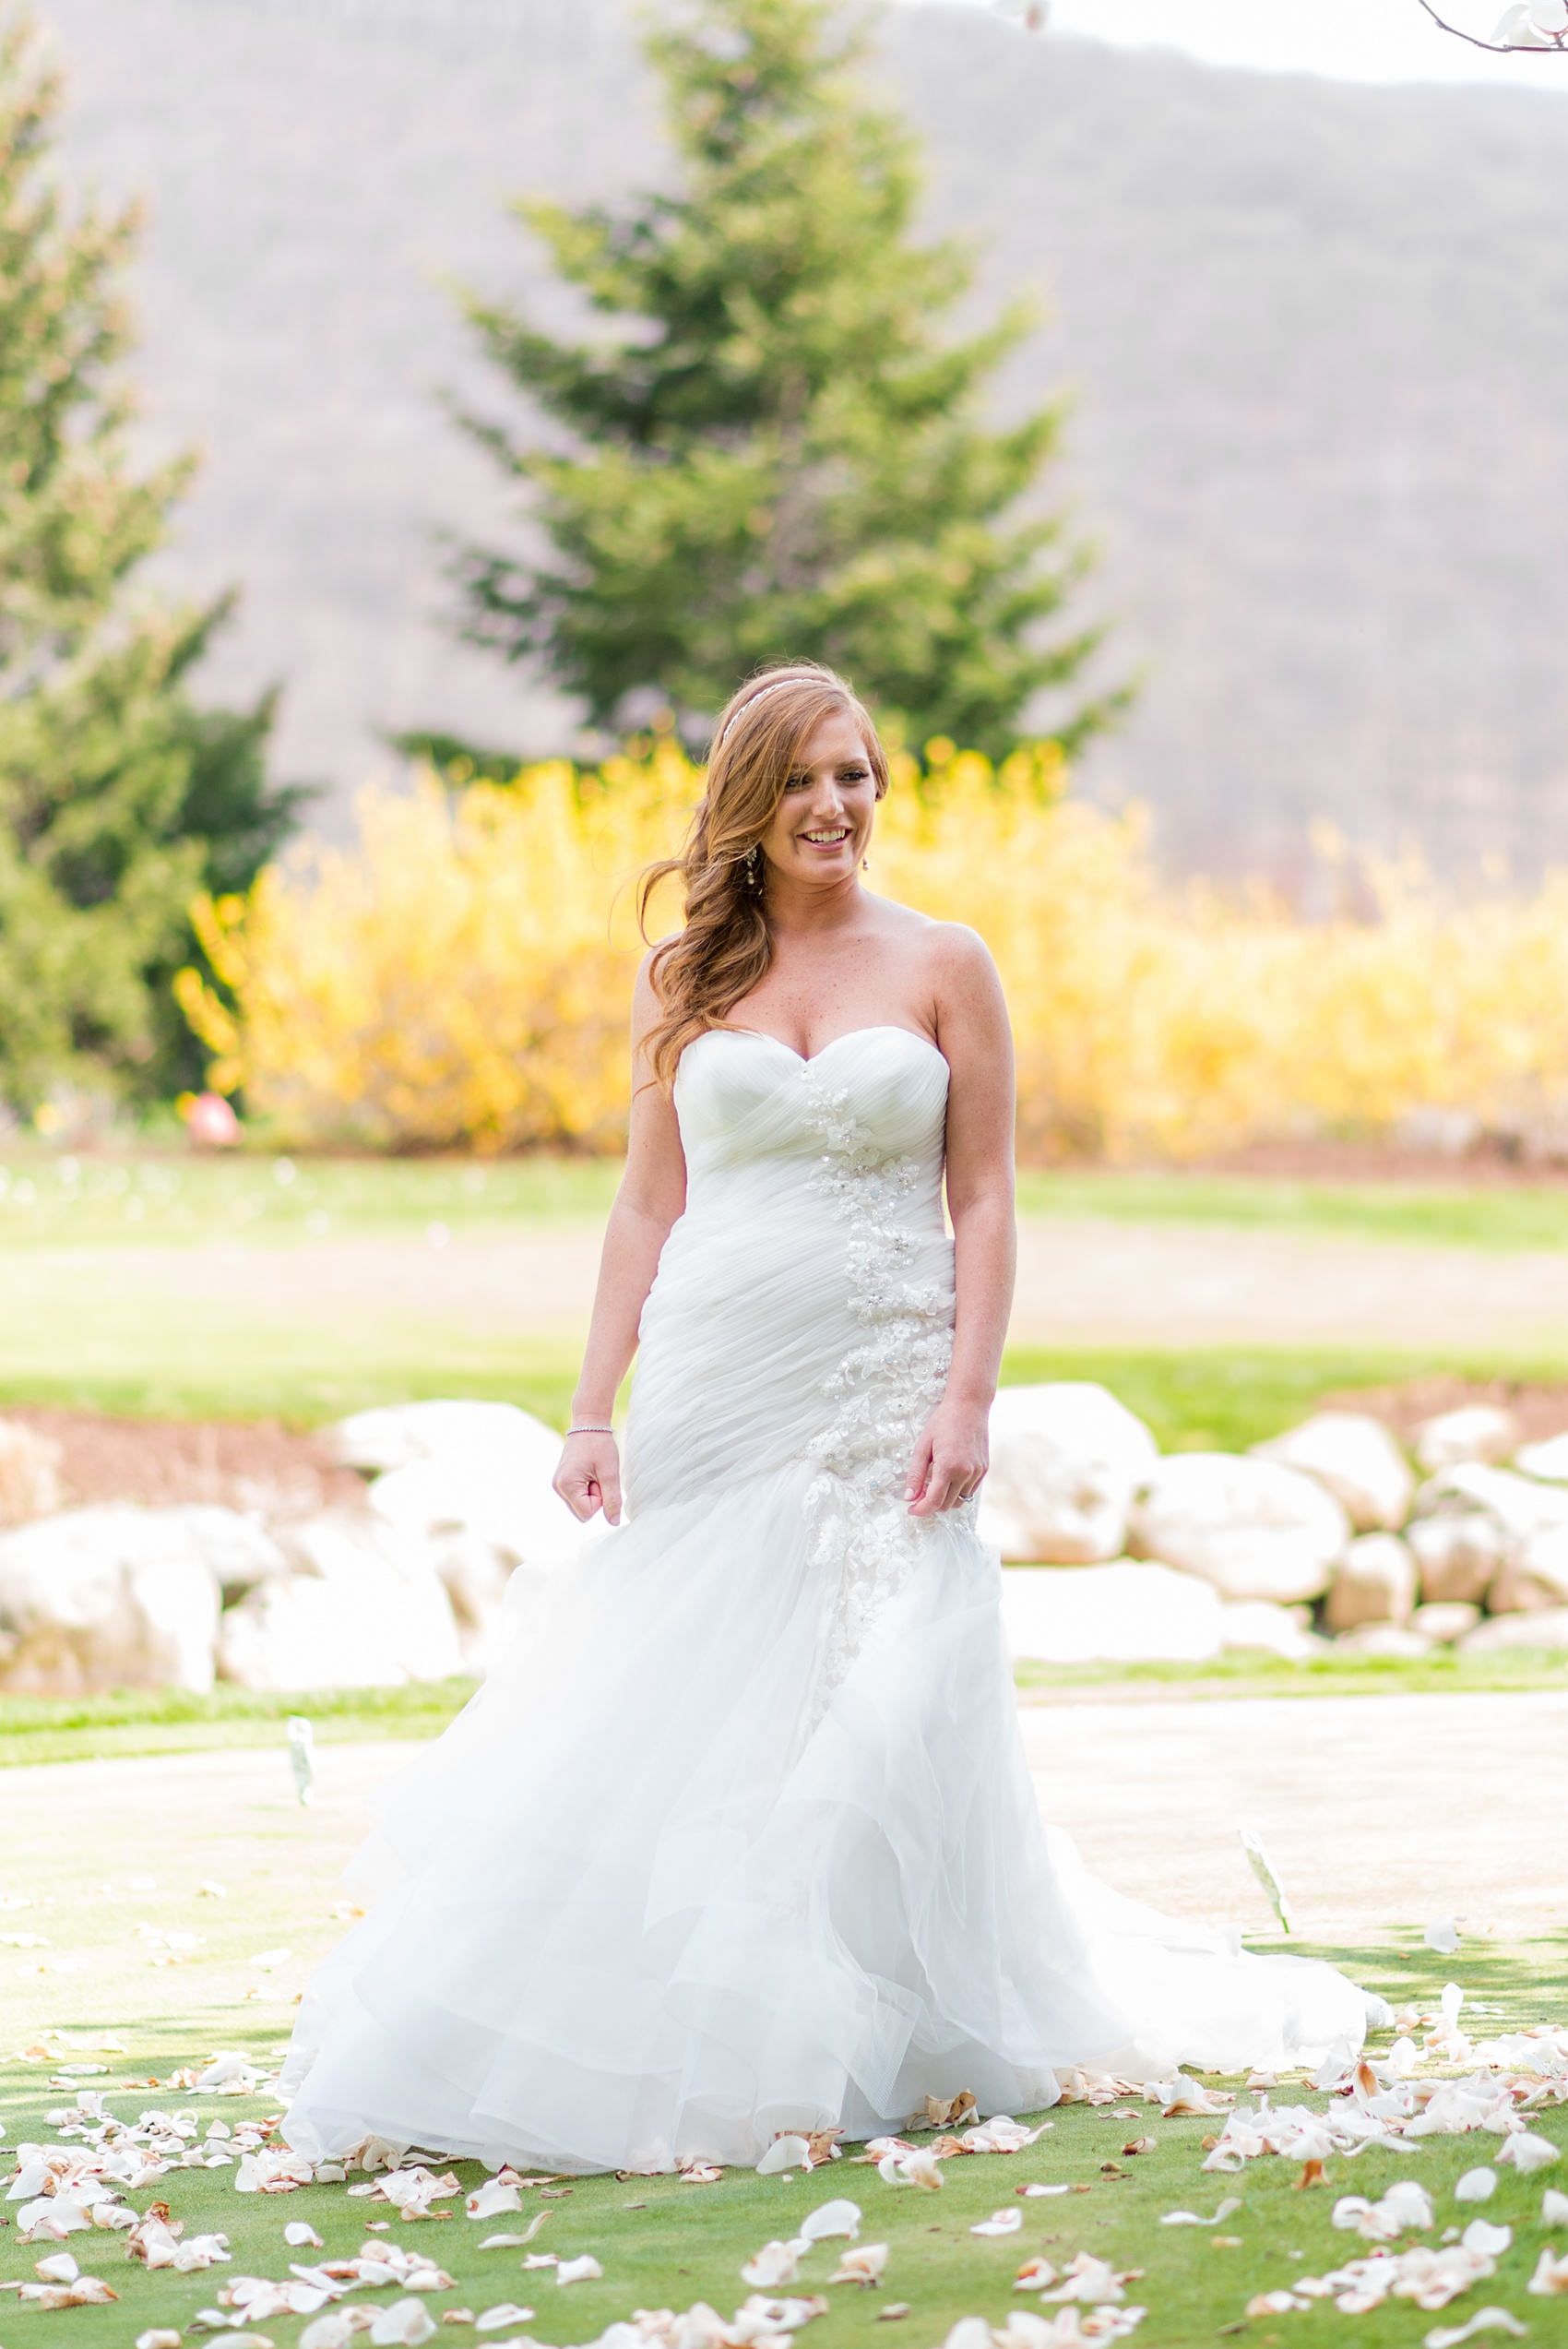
[1455,2170,1497,2204]
[970,2209,1023,2237]
[797,2200,860,2243]
[756,2137,812,2176]
[554,2256,602,2286]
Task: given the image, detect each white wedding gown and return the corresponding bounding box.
[281,1027,1373,2173]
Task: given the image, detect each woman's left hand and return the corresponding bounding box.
[906,1399,990,1518]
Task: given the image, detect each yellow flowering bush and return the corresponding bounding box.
[177,740,1568,1161]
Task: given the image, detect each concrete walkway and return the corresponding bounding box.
[3,1693,1562,2003]
[30,1217,1568,1355]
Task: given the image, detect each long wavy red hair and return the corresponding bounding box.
[638,663,888,1089]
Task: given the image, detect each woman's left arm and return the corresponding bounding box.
[906,927,1016,1518]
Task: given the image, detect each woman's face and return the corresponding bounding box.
[758,709,878,889]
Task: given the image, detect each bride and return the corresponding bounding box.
[281,662,1375,2175]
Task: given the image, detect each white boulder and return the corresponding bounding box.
[167,1506,290,1599]
[1515,1430,1568,1484]
[1251,1412,1413,1533]
[0,1505,220,1693]
[979,1384,1159,1564]
[1458,1606,1568,1655]
[1000,1562,1223,1664]
[0,1418,63,1526]
[1413,1404,1520,1473]
[331,1399,592,1583]
[1410,1601,1481,1644]
[1415,1461,1568,1549]
[1219,1601,1326,1661]
[1406,1512,1509,1606]
[1489,1523,1568,1614]
[1129,1454,1349,1604]
[218,1513,464,1690]
[1324,1533,1418,1632]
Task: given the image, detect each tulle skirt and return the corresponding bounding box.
[279,1454,1372,2173]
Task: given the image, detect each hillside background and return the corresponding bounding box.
[39,0,1568,879]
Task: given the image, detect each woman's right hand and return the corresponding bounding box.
[553,1431,622,1525]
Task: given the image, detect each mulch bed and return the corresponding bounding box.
[3,1407,369,1522]
[1323,1374,1568,1448]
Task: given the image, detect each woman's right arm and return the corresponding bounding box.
[552,958,687,1526]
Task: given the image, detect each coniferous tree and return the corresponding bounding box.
[453,0,1124,757]
[0,10,305,1114]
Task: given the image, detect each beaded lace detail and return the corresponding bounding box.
[797,1069,961,1717]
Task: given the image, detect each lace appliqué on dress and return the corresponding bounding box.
[798,1071,964,1719]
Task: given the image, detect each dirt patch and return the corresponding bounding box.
[0,1407,369,1522]
[1322,1372,1568,1446]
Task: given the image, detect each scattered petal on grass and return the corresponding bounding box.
[1014,2260,1057,2293]
[477,2236,529,2252]
[368,2302,437,2347]
[466,2181,522,2222]
[681,2165,723,2184]
[554,2256,602,2286]
[828,2246,887,2286]
[971,2210,1023,2237]
[473,2309,535,2332]
[1038,2251,1132,2307]
[286,2224,326,2249]
[1424,1920,1463,1956]
[1160,2200,1241,2228]
[1018,2186,1072,2199]
[876,2304,910,2322]
[33,2256,79,2283]
[1543,2189,1568,2225]
[798,2200,860,2243]
[1462,2222,1514,2259]
[917,2093,978,2131]
[137,2332,184,2349]
[1498,2133,1561,2175]
[1423,2313,1527,2347]
[742,2243,805,2290]
[757,2138,812,2176]
[1120,2140,1157,2158]
[877,2150,944,2190]
[1455,2172,1498,2205]
[1529,2248,1568,2295]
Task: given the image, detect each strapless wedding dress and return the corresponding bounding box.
[281,1027,1372,2174]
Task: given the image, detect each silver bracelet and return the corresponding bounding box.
[565,1424,615,1437]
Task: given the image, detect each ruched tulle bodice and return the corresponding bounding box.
[280,1028,1374,2177]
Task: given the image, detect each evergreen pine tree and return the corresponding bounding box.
[452,0,1124,758]
[0,8,305,1115]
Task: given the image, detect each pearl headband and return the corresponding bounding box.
[715,677,794,749]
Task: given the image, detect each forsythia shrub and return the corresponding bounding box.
[177,742,1568,1161]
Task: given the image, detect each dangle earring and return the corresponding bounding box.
[744,843,762,889]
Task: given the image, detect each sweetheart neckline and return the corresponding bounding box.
[689,1023,946,1072]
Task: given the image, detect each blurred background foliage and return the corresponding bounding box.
[176,737,1568,1165]
[3,0,1568,1165]
[0,12,307,1121]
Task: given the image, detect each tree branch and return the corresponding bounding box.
[1415,0,1568,54]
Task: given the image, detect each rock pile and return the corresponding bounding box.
[3,1389,1566,1691]
[990,1389,1568,1667]
[0,1401,599,1696]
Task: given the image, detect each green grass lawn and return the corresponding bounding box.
[5,1145,1568,1252]
[0,1931,1562,2349]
